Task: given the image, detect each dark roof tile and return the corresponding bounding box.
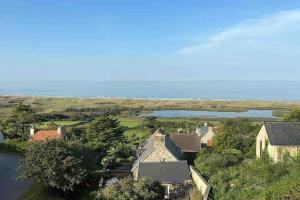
[138,161,191,184]
[265,122,300,146]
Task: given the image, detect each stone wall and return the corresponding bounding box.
[190,166,211,200]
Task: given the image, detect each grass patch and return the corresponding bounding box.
[37,121,81,129]
[118,117,149,144]
[19,182,65,200]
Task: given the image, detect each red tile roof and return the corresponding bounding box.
[31,130,60,141]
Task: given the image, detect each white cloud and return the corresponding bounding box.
[177,9,300,57]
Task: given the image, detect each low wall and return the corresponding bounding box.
[190,166,211,200]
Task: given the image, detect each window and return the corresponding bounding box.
[259,140,263,157]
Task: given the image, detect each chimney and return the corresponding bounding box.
[30,126,35,137]
[57,126,62,138]
[153,128,166,151]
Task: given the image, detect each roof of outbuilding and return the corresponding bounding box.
[31,130,59,141]
[264,122,300,146]
[138,161,191,184]
[170,133,201,152]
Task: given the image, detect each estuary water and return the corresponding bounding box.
[0,81,300,100]
[0,153,32,200]
[143,110,277,118]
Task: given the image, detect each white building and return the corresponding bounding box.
[256,122,300,162]
[196,123,215,147]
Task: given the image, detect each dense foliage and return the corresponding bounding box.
[2,103,35,140]
[195,119,300,199]
[18,140,87,192]
[86,115,124,150]
[100,177,165,200]
[284,108,300,121]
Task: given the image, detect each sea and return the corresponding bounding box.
[0,81,300,101]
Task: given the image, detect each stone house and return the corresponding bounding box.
[29,126,62,141]
[132,129,191,199]
[256,122,300,162]
[196,123,215,147]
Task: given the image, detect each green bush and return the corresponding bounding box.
[0,139,30,154]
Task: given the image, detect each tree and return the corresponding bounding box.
[86,115,124,150]
[143,116,158,130]
[101,143,134,169]
[101,177,164,200]
[18,139,87,192]
[4,103,35,140]
[284,108,300,122]
[213,118,258,156]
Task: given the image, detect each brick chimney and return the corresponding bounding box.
[57,126,62,138]
[30,126,35,137]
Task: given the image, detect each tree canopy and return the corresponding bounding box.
[18,139,87,192]
[195,119,260,178]
[101,177,164,200]
[86,115,124,150]
[3,103,35,140]
[284,108,300,121]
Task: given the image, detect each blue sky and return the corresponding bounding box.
[1,0,300,81]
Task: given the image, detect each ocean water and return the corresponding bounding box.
[0,81,300,100]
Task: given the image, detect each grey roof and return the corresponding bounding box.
[132,133,182,171]
[138,161,191,184]
[265,122,300,146]
[132,137,154,170]
[197,126,209,138]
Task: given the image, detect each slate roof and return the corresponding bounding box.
[31,130,60,141]
[170,133,201,152]
[265,122,300,146]
[138,161,191,184]
[197,126,209,138]
[132,132,182,171]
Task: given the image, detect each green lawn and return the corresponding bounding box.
[117,117,149,144]
[37,120,81,129]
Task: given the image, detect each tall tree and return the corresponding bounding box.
[86,115,124,150]
[18,139,87,192]
[5,103,35,140]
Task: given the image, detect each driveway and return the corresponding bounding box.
[0,152,32,200]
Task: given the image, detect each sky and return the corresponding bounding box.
[1,0,300,81]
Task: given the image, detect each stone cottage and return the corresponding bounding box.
[196,123,215,147]
[29,126,62,141]
[256,122,300,162]
[132,129,191,199]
